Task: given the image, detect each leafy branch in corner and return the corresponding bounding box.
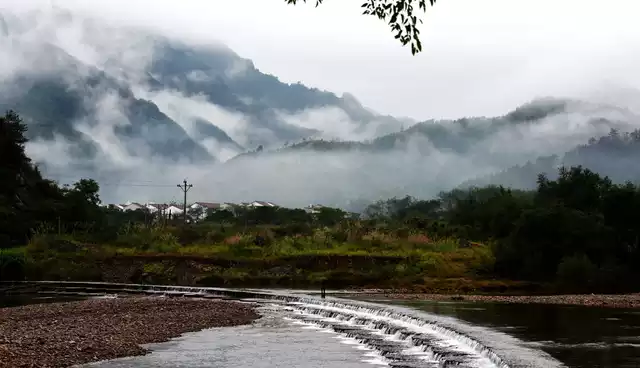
[285,0,436,55]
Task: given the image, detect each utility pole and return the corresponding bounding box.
[177,179,193,225]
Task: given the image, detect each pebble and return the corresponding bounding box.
[0,297,259,368]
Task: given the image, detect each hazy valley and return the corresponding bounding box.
[2,8,640,208]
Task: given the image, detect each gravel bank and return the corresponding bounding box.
[0,297,259,368]
[344,291,640,308]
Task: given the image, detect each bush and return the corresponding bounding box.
[556,254,598,290]
[0,248,26,280]
[331,229,349,243]
[26,234,83,255]
[205,230,227,244]
[272,223,314,238]
[170,226,203,245]
[395,227,411,238]
[253,229,275,247]
[114,225,180,252]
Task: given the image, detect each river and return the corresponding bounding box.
[3,284,639,367]
[374,298,640,368]
[87,293,640,368]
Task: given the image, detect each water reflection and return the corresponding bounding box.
[376,299,640,368]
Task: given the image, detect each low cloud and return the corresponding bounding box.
[3,4,640,210]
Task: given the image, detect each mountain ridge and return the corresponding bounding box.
[3,7,640,206]
[228,97,640,161]
[1,7,405,166]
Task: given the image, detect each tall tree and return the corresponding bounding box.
[0,111,63,246]
[285,0,437,54]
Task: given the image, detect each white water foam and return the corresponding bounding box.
[288,300,501,368]
[12,282,566,368]
[285,317,391,367]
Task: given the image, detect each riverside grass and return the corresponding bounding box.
[6,222,511,292]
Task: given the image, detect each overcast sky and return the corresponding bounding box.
[5,0,640,120]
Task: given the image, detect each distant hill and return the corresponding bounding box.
[461,129,640,189]
[229,97,640,163]
[3,8,640,207]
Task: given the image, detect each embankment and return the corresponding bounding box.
[19,253,529,293]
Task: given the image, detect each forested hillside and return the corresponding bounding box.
[463,129,640,189]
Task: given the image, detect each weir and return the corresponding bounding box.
[1,281,563,368]
[283,299,507,368]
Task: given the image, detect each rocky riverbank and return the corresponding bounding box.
[0,296,260,368]
[344,291,640,308]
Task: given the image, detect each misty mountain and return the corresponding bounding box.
[3,7,640,207]
[0,21,214,163]
[0,8,407,169]
[461,128,640,189]
[146,39,407,146]
[231,97,640,163]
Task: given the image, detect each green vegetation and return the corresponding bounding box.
[2,111,640,293]
[15,202,500,289]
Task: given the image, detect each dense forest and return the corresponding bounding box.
[2,111,640,293]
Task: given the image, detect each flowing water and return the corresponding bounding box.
[365,298,640,368]
[85,292,563,368]
[3,283,639,368]
[87,305,379,368]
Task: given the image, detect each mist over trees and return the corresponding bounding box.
[4,6,640,207]
[2,110,640,292]
[464,128,640,190]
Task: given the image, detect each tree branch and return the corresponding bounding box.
[285,0,436,55]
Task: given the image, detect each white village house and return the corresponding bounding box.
[304,204,325,214]
[106,200,283,222]
[121,202,145,212]
[189,202,221,220]
[246,201,277,208]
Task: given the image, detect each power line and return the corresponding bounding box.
[98,183,178,188]
[44,173,182,188]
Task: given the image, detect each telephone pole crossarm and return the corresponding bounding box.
[177,179,193,224]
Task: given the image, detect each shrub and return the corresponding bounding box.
[148,232,180,253]
[272,223,314,238]
[224,235,243,245]
[407,234,432,245]
[0,248,26,280]
[114,225,179,252]
[395,227,411,238]
[253,229,275,247]
[556,254,598,289]
[205,230,227,244]
[331,229,349,243]
[26,234,83,255]
[170,226,203,245]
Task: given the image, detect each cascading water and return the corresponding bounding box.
[2,281,566,368]
[281,299,508,368]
